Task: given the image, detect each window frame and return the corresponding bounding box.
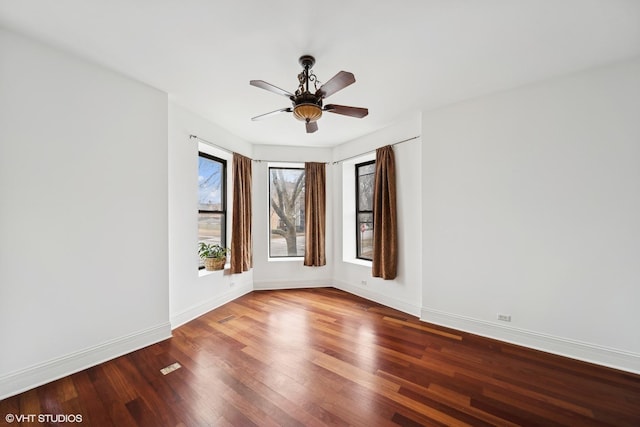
[198,151,227,269]
[268,165,306,259]
[355,159,375,261]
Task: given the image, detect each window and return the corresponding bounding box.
[269,167,305,257]
[356,160,375,260]
[198,152,226,268]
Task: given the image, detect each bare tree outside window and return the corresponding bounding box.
[269,167,305,257]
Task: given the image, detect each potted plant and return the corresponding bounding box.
[198,242,230,271]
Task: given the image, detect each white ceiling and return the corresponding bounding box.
[1,1,639,147]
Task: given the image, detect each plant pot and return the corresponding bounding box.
[204,257,226,271]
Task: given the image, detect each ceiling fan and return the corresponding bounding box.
[250,55,368,133]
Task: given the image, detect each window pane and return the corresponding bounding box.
[198,213,224,268]
[199,156,223,211]
[358,162,376,176]
[358,164,375,211]
[357,212,373,260]
[198,213,224,246]
[269,168,305,257]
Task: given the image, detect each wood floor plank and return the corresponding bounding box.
[383,316,463,340]
[480,386,602,427]
[2,288,639,426]
[70,370,115,427]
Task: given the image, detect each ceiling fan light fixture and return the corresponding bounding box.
[293,103,322,122]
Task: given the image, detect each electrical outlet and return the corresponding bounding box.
[497,313,511,322]
[360,280,367,286]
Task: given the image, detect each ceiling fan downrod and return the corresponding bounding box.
[293,55,323,123]
[297,55,318,95]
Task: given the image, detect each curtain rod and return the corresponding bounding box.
[253,160,328,164]
[331,135,420,164]
[190,134,327,164]
[189,134,235,155]
[190,134,420,165]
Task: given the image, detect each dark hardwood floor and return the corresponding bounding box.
[2,288,639,426]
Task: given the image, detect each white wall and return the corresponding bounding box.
[168,103,254,328]
[332,114,423,316]
[0,29,170,398]
[252,145,334,289]
[421,59,640,373]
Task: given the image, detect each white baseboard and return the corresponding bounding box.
[421,307,640,375]
[170,283,253,329]
[333,279,422,317]
[0,322,172,400]
[253,279,331,290]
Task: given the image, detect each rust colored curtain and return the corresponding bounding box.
[230,153,252,274]
[304,162,326,266]
[372,145,398,279]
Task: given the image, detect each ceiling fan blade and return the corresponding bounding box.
[324,104,368,118]
[251,107,292,121]
[250,80,294,98]
[316,71,355,98]
[306,121,318,133]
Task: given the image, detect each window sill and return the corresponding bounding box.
[343,258,372,268]
[268,257,304,262]
[198,264,230,277]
